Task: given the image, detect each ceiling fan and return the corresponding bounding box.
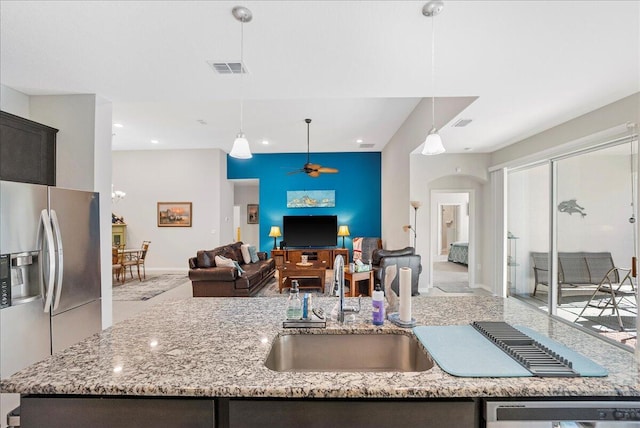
[288,118,339,178]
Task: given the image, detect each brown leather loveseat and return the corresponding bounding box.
[188,242,275,297]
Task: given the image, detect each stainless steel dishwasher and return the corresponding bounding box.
[485,400,640,427]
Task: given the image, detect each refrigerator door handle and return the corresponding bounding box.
[50,210,64,311]
[38,209,56,313]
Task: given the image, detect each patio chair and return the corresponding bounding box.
[574,264,637,331]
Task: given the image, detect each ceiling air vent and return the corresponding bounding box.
[207,61,247,74]
[453,119,473,127]
[359,143,375,149]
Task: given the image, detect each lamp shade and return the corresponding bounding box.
[421,129,445,155]
[268,226,282,238]
[337,225,350,237]
[230,133,252,159]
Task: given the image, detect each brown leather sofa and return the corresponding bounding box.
[188,242,275,297]
[372,247,422,296]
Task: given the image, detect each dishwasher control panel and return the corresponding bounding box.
[486,400,640,425]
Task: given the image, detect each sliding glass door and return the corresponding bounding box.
[507,138,638,349]
[507,163,550,300]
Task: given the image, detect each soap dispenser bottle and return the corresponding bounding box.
[286,280,303,320]
[372,284,385,325]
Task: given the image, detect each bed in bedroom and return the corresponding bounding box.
[448,241,468,265]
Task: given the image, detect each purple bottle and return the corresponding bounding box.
[372,284,385,325]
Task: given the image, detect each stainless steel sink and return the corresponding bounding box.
[264,332,433,372]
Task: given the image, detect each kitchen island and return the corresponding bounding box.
[2,296,639,427]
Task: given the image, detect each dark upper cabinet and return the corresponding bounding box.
[0,110,58,185]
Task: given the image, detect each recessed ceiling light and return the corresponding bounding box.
[356,139,363,144]
[261,139,269,145]
[113,123,123,128]
[151,139,159,144]
[464,147,472,151]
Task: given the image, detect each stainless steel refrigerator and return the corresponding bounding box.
[0,180,102,425]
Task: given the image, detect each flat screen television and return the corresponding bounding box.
[283,215,337,247]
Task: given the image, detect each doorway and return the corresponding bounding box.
[431,191,471,291]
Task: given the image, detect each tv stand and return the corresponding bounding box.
[271,248,349,269]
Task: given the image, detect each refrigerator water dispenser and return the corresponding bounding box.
[9,252,40,305]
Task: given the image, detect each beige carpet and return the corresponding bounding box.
[433,261,470,291]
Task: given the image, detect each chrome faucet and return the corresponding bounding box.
[333,255,360,323]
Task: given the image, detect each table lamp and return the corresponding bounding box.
[337,225,350,248]
[269,226,282,249]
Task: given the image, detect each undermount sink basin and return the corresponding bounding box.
[264,332,433,372]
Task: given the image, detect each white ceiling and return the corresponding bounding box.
[1,1,638,154]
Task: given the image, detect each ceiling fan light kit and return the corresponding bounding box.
[229,6,253,159]
[421,0,446,156]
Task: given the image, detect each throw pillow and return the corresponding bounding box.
[214,255,244,277]
[240,244,252,264]
[232,261,245,275]
[214,255,236,269]
[248,246,259,263]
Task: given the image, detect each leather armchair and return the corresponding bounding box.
[372,247,421,296]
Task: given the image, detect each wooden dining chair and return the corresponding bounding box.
[136,241,151,280]
[112,247,125,285]
[123,241,151,281]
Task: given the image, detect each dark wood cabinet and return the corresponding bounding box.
[271,248,349,269]
[0,110,57,185]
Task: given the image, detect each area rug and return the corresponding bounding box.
[112,273,191,301]
[435,283,474,293]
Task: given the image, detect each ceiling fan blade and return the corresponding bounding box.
[287,170,303,175]
[317,167,339,173]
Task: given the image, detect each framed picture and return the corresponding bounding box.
[247,204,259,224]
[157,202,192,227]
[287,190,335,208]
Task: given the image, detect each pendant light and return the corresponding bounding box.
[229,6,252,159]
[421,1,445,156]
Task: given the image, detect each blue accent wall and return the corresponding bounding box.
[228,152,381,255]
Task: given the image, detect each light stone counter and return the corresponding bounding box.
[1,296,639,399]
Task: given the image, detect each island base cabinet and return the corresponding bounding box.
[226,399,478,428]
[19,396,216,428]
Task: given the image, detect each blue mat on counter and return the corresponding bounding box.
[412,325,608,378]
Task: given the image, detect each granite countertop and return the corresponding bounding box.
[1,296,639,399]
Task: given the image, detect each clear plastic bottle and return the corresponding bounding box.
[372,284,385,325]
[286,280,303,319]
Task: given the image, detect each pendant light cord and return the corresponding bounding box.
[431,13,436,130]
[239,18,245,133]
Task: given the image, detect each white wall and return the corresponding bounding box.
[381,96,476,251]
[409,153,491,292]
[112,149,232,271]
[556,150,634,263]
[0,84,29,117]
[492,93,640,166]
[234,184,260,247]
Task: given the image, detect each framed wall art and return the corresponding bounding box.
[157,202,192,227]
[247,204,259,224]
[286,190,335,208]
